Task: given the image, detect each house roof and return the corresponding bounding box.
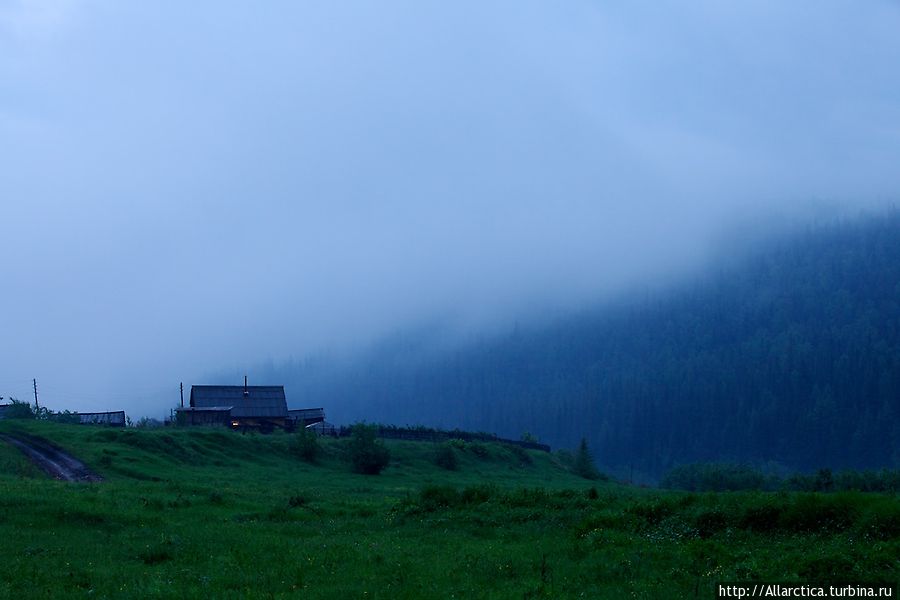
[190,385,288,418]
[78,411,127,424]
[287,408,325,419]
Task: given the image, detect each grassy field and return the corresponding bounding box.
[0,421,896,599]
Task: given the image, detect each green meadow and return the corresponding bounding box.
[0,421,896,599]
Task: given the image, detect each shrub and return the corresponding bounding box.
[347,424,390,475]
[52,410,81,425]
[508,445,533,466]
[467,442,489,459]
[739,504,784,532]
[627,499,675,526]
[504,487,553,508]
[693,509,729,538]
[786,469,900,493]
[419,485,461,511]
[555,449,574,468]
[856,500,900,540]
[779,494,858,533]
[434,443,458,471]
[4,399,35,419]
[461,484,495,505]
[447,439,467,451]
[814,468,835,492]
[289,429,320,463]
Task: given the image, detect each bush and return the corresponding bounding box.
[4,402,85,424]
[467,442,490,459]
[521,432,539,443]
[434,443,458,471]
[419,485,461,511]
[693,509,729,538]
[555,449,574,468]
[856,500,900,540]
[289,429,320,463]
[627,499,675,526]
[786,469,900,493]
[779,494,857,533]
[52,410,81,425]
[508,445,533,466]
[461,484,495,505]
[347,424,390,475]
[4,399,35,419]
[739,504,784,532]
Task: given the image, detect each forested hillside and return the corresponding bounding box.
[265,212,900,479]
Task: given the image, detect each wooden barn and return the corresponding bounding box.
[78,411,127,426]
[306,420,337,436]
[288,408,326,427]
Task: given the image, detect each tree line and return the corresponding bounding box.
[262,211,900,479]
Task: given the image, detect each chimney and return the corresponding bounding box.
[244,375,249,397]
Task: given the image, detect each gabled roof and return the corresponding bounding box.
[190,385,287,418]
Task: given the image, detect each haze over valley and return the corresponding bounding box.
[2,2,899,477]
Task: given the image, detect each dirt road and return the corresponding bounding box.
[0,432,103,482]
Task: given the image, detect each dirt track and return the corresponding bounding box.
[0,433,103,482]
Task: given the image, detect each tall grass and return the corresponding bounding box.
[0,420,896,598]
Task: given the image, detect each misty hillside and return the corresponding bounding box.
[266,212,900,478]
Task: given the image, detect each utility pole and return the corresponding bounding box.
[33,378,39,409]
[180,382,184,408]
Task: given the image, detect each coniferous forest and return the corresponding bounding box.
[266,212,900,479]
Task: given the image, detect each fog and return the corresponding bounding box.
[2,1,899,417]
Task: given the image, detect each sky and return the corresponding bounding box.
[2,1,900,417]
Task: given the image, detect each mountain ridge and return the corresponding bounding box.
[257,211,900,479]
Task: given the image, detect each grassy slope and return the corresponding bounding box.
[0,421,897,599]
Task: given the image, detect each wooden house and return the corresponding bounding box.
[177,384,290,432]
[175,406,232,427]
